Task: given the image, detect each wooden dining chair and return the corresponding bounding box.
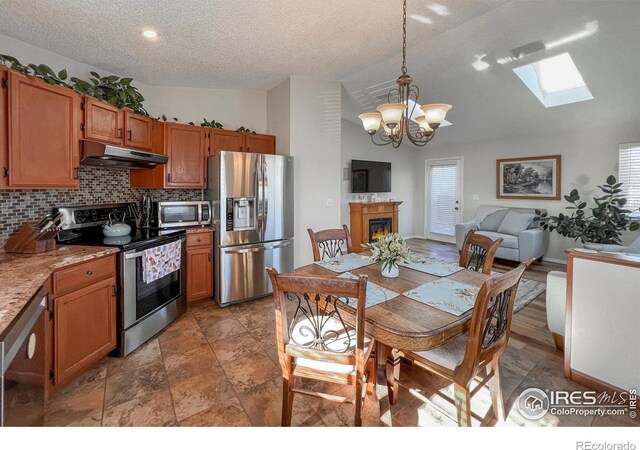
[307,225,354,261]
[266,267,375,426]
[402,258,535,426]
[459,230,503,275]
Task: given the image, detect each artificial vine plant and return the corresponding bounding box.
[0,54,148,115]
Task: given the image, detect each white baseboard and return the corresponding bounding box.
[402,235,426,240]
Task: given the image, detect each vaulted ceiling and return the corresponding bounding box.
[1,0,638,146]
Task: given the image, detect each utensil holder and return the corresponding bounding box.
[4,222,57,254]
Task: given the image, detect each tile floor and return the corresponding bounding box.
[43,239,640,427]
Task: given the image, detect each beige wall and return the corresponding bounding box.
[414,121,640,262]
[0,33,267,132]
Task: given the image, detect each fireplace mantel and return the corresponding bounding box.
[349,201,402,250]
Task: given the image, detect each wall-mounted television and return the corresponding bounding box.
[351,159,392,193]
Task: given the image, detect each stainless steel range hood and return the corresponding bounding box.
[80,140,168,169]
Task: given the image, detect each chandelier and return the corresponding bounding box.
[358,0,452,148]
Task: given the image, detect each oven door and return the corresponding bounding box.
[121,236,186,330]
[157,202,201,228]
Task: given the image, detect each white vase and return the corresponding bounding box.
[381,264,399,278]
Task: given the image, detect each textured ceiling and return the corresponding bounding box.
[0,0,504,90]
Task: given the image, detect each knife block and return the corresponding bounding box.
[4,222,57,254]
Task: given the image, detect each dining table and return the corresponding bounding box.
[293,254,491,426]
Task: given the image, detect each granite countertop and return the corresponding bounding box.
[0,245,120,337]
[184,226,214,234]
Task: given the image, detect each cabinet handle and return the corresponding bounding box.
[208,252,211,262]
[118,128,123,139]
[86,270,93,276]
[73,167,79,179]
[197,238,202,243]
[2,167,8,178]
[167,173,172,183]
[112,285,117,297]
[239,145,242,152]
[247,147,250,153]
[127,130,132,141]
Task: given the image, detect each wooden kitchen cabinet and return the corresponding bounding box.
[209,129,276,155]
[124,109,153,150]
[52,254,117,388]
[245,132,276,154]
[186,231,213,303]
[165,122,207,187]
[4,70,80,188]
[82,98,152,150]
[130,121,207,189]
[83,97,123,145]
[0,66,8,189]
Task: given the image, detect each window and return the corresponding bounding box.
[619,143,640,219]
[513,52,593,108]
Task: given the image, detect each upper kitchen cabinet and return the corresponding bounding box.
[123,110,153,151]
[82,97,123,145]
[209,129,244,154]
[245,133,276,154]
[209,129,276,155]
[83,98,153,151]
[4,70,80,188]
[165,122,207,188]
[130,121,207,189]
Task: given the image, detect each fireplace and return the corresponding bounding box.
[369,217,392,242]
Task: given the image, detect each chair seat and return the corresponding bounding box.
[410,332,469,372]
[475,231,519,249]
[287,315,373,382]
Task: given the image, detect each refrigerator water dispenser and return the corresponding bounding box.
[226,198,255,231]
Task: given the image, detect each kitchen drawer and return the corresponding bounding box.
[186,231,212,249]
[53,254,116,296]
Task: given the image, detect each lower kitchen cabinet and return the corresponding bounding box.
[52,255,117,388]
[186,231,213,303]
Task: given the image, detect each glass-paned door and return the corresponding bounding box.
[425,158,463,243]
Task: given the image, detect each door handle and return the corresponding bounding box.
[127,130,132,141]
[455,207,459,210]
[118,128,123,139]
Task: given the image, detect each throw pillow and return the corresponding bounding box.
[497,211,535,236]
[477,209,509,232]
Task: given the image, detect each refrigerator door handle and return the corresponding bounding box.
[256,155,263,241]
[264,239,293,250]
[224,247,263,255]
[262,156,268,239]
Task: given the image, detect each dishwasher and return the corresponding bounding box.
[0,287,48,427]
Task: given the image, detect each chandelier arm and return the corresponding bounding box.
[370,132,393,147]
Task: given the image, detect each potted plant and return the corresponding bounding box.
[361,233,410,278]
[534,175,640,251]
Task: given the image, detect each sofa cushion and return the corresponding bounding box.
[475,231,519,249]
[497,211,535,236]
[477,209,509,232]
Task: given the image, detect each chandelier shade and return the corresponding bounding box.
[358,0,452,148]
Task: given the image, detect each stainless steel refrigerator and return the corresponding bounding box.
[206,151,294,306]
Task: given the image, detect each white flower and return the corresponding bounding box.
[361,233,410,270]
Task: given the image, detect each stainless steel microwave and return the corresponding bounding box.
[153,201,212,228]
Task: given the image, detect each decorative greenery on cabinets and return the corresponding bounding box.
[201,118,224,129]
[236,126,256,134]
[0,54,148,115]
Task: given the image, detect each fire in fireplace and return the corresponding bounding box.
[369,217,392,242]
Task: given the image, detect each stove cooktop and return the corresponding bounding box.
[59,227,185,251]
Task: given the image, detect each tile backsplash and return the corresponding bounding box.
[0,166,202,242]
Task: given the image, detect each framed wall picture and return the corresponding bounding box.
[496,155,561,200]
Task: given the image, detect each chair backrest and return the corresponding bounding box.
[307,225,354,261]
[459,230,503,275]
[456,258,534,379]
[266,267,368,373]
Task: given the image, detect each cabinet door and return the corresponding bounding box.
[8,71,80,188]
[187,247,213,302]
[123,110,153,150]
[0,67,8,188]
[165,123,207,188]
[210,129,244,154]
[54,277,117,387]
[245,133,276,154]
[83,97,123,145]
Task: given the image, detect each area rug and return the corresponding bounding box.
[491,271,546,313]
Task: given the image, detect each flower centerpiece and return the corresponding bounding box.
[362,233,410,278]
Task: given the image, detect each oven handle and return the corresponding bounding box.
[124,237,186,259]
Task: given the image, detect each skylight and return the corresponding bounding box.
[513,52,593,108]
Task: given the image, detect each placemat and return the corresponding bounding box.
[338,271,400,308]
[400,253,464,277]
[314,253,374,273]
[402,278,480,316]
